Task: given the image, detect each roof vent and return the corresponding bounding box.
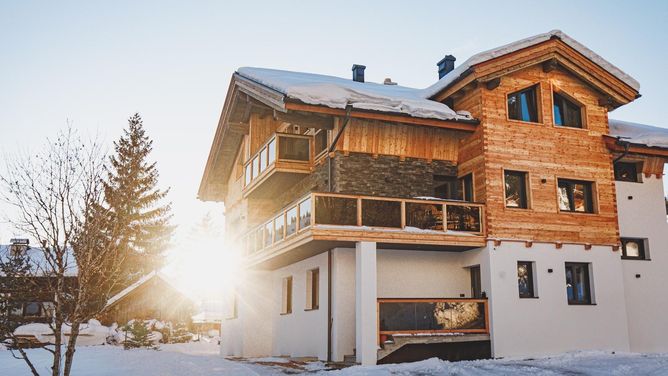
[383,78,397,85]
[352,64,366,83]
[437,55,456,79]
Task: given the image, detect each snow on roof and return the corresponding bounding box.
[609,119,668,149]
[422,30,640,98]
[0,244,78,277]
[104,270,189,309]
[237,67,473,122]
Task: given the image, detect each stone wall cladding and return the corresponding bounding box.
[332,152,457,199]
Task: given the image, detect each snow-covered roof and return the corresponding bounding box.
[104,270,186,309]
[609,119,668,149]
[237,67,473,122]
[0,244,78,277]
[422,30,640,98]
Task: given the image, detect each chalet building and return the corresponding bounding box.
[98,271,194,326]
[199,30,668,364]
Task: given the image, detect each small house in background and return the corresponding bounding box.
[191,299,224,337]
[98,271,194,326]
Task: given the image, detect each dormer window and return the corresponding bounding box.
[507,85,539,123]
[553,92,583,128]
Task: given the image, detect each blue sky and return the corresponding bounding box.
[1,0,667,245]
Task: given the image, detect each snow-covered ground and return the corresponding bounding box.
[1,342,667,375]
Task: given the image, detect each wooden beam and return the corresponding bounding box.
[485,77,501,91]
[542,58,558,73]
[284,102,479,132]
[275,110,334,130]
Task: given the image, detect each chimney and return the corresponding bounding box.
[352,64,366,83]
[437,55,456,79]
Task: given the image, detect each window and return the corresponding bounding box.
[558,179,594,213]
[470,266,482,298]
[614,162,642,183]
[553,92,583,128]
[299,198,312,230]
[517,262,536,298]
[504,170,529,209]
[458,174,474,202]
[274,215,285,242]
[565,263,592,305]
[23,302,42,317]
[286,206,298,237]
[306,269,319,310]
[508,85,539,122]
[621,238,648,260]
[314,129,328,157]
[281,276,293,314]
[434,175,458,200]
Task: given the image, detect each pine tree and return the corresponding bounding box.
[105,113,174,287]
[123,320,156,349]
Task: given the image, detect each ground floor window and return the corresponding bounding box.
[621,238,648,260]
[281,276,293,314]
[565,263,592,305]
[305,268,319,310]
[517,261,536,298]
[22,302,43,317]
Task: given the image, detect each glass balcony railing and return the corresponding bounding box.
[241,193,485,256]
[243,133,312,190]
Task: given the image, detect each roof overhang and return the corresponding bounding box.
[433,38,640,110]
[603,135,668,158]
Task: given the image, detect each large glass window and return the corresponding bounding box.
[504,170,529,209]
[558,179,594,213]
[517,261,536,298]
[244,163,252,186]
[267,138,276,166]
[434,175,458,200]
[299,198,312,230]
[508,85,539,122]
[362,199,402,228]
[314,129,328,157]
[286,206,298,237]
[274,215,285,242]
[278,136,309,161]
[621,238,648,260]
[314,196,358,226]
[252,155,260,179]
[23,302,42,317]
[553,92,582,128]
[565,263,592,305]
[614,161,641,183]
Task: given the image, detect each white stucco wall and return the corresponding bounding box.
[272,252,329,359]
[331,248,356,362]
[616,175,668,353]
[487,241,630,358]
[220,270,274,357]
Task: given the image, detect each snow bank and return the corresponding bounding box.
[13,320,113,346]
[609,119,668,148]
[422,29,640,98]
[237,67,473,121]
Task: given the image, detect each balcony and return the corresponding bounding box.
[241,193,486,268]
[243,133,315,198]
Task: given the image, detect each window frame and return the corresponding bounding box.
[621,237,649,260]
[506,83,542,124]
[313,129,330,161]
[305,268,320,311]
[281,276,293,315]
[503,169,530,209]
[517,261,537,299]
[614,161,643,183]
[565,262,593,305]
[556,178,597,214]
[22,302,43,318]
[552,89,586,129]
[458,173,475,202]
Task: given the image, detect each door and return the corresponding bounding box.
[470,266,482,298]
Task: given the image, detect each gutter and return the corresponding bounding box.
[612,137,631,164]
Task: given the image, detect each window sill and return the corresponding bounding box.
[505,206,531,211]
[519,296,539,299]
[567,302,596,306]
[558,210,597,216]
[507,118,544,126]
[304,307,319,312]
[553,124,587,131]
[280,312,293,316]
[621,257,651,261]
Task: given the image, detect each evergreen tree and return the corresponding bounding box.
[123,320,156,349]
[105,113,174,287]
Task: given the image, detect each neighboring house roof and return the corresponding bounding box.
[192,299,224,324]
[609,119,668,149]
[104,270,190,309]
[0,244,78,277]
[237,67,474,122]
[422,29,640,98]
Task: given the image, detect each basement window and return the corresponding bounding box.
[305,268,319,310]
[614,161,642,183]
[508,85,539,123]
[558,179,595,213]
[621,238,648,260]
[565,263,593,305]
[517,261,536,298]
[281,276,293,315]
[553,92,583,128]
[504,170,529,209]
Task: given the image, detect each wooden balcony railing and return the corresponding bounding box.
[241,192,485,256]
[378,298,489,344]
[243,132,313,190]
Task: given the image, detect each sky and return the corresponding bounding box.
[1,0,667,250]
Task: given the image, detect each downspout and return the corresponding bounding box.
[328,105,353,192]
[613,137,631,164]
[327,249,332,362]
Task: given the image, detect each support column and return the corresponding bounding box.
[355,241,377,365]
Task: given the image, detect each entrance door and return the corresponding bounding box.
[470,266,482,298]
